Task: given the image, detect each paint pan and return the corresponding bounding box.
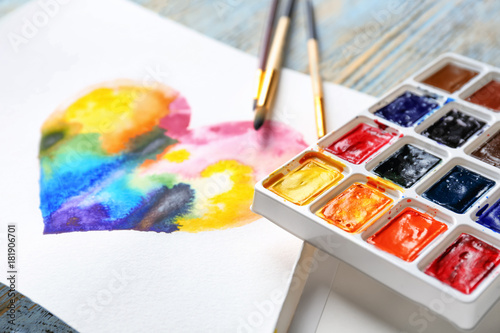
[421,109,485,148]
[467,80,500,111]
[316,181,393,233]
[373,90,439,127]
[420,62,478,93]
[367,207,447,262]
[425,233,500,294]
[372,144,441,188]
[422,165,495,214]
[461,72,500,112]
[325,122,396,164]
[263,151,346,206]
[472,129,500,167]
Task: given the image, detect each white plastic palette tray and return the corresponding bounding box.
[276,244,500,333]
[252,53,500,330]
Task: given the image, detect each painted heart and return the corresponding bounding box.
[39,81,308,234]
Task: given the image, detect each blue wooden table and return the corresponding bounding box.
[1,0,499,331]
[3,0,499,97]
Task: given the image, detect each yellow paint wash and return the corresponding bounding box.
[164,149,190,163]
[177,160,259,232]
[267,158,343,206]
[43,85,176,154]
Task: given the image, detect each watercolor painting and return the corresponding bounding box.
[39,81,308,234]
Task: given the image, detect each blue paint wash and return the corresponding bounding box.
[422,165,495,214]
[374,91,439,127]
[39,156,124,218]
[43,183,196,234]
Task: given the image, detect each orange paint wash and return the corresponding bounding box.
[367,207,447,262]
[317,183,392,233]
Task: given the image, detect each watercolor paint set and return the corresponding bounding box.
[252,53,500,330]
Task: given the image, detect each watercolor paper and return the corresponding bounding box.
[0,0,375,332]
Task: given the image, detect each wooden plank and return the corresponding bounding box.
[0,284,76,332]
[2,0,500,95]
[137,0,500,95]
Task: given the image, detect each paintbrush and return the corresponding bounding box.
[306,0,326,138]
[253,0,280,111]
[254,0,296,130]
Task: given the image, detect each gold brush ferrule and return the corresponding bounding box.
[257,69,276,107]
[314,96,326,138]
[253,69,264,101]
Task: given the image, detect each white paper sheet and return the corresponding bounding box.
[0,0,373,331]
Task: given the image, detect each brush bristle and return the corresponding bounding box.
[253,107,266,130]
